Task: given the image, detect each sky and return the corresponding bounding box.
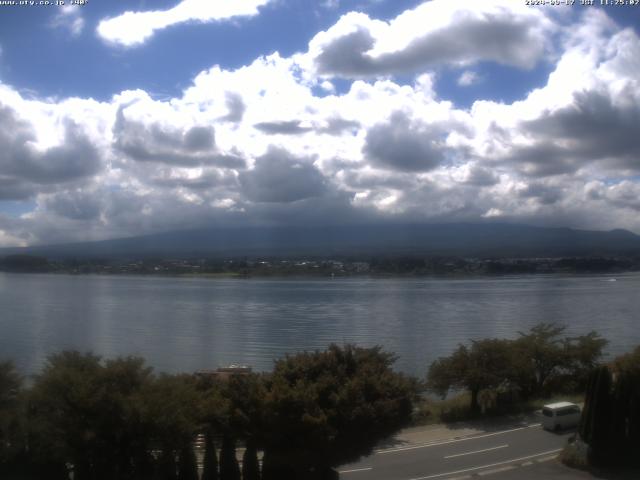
[0,0,639,247]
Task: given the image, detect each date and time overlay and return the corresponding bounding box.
[0,0,638,7]
[0,1,86,6]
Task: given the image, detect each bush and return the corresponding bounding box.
[560,441,589,470]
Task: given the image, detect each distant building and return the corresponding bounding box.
[195,365,253,381]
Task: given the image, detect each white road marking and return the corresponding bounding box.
[535,455,558,463]
[338,467,373,474]
[408,448,562,480]
[478,465,515,476]
[377,424,541,455]
[444,444,508,459]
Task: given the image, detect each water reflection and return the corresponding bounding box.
[0,273,637,376]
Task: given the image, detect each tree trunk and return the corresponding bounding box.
[202,432,219,480]
[158,448,178,480]
[470,387,480,414]
[132,450,156,480]
[177,443,198,480]
[261,450,296,480]
[219,436,241,480]
[241,440,260,480]
[585,366,613,466]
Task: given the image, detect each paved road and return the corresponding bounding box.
[338,423,574,480]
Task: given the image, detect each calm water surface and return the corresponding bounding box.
[1,272,638,377]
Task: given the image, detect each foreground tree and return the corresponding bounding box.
[427,324,609,410]
[0,361,23,476]
[177,444,198,480]
[242,440,260,480]
[28,352,156,480]
[138,373,201,479]
[219,435,241,480]
[579,346,640,467]
[201,431,219,480]
[24,351,204,479]
[562,331,609,392]
[261,344,418,479]
[202,372,266,480]
[514,324,607,397]
[427,339,514,413]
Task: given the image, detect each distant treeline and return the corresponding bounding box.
[2,254,640,276]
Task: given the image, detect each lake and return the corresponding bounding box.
[1,272,638,377]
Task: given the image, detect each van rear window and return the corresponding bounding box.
[556,406,580,416]
[542,408,553,417]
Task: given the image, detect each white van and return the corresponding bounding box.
[541,402,581,431]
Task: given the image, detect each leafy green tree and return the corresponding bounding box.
[512,324,606,397]
[0,361,23,476]
[28,351,155,480]
[138,373,202,470]
[513,323,567,397]
[200,373,266,480]
[612,345,640,373]
[27,351,206,479]
[221,374,267,444]
[28,351,103,477]
[609,346,640,466]
[261,344,417,479]
[562,331,608,391]
[579,347,640,467]
[427,339,515,412]
[579,366,613,465]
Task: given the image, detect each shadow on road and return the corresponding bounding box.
[375,412,544,450]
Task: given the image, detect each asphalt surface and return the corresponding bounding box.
[338,422,574,480]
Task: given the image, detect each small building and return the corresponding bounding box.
[195,365,253,381]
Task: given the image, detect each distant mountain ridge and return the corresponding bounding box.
[2,223,640,259]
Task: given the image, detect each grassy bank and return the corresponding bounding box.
[412,392,585,426]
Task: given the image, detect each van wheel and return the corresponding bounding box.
[554,424,561,433]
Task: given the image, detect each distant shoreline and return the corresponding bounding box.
[2,252,640,278]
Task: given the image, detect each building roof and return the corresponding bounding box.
[542,401,579,409]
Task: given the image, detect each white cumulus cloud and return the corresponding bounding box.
[2,4,640,246]
[306,0,556,78]
[97,0,272,47]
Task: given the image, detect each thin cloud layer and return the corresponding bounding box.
[51,5,85,37]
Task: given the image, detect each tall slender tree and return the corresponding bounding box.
[241,439,260,480]
[579,352,640,468]
[201,432,219,480]
[219,435,241,480]
[0,361,22,476]
[177,443,198,480]
[158,449,178,480]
